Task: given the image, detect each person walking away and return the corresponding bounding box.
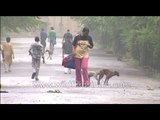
[62,29,73,44]
[48,27,56,58]
[62,29,73,74]
[2,37,14,73]
[72,27,94,87]
[29,36,43,81]
[40,28,47,63]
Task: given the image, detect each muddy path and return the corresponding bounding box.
[1,38,160,104]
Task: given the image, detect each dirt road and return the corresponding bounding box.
[1,38,160,104]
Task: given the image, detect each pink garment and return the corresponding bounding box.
[74,57,90,86]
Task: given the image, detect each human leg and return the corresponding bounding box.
[81,58,90,87]
[8,64,11,72]
[35,58,41,81]
[31,58,36,79]
[74,58,82,86]
[4,63,8,73]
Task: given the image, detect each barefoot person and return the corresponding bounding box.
[48,27,56,58]
[2,37,14,73]
[40,28,47,63]
[29,37,43,81]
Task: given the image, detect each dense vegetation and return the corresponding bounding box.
[1,16,45,32]
[1,16,46,39]
[72,16,160,74]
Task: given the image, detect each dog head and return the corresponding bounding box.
[45,49,53,54]
[88,71,96,77]
[114,71,119,76]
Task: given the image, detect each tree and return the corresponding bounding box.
[71,16,160,73]
[1,16,46,33]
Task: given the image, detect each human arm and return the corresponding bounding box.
[11,45,14,59]
[1,45,4,60]
[72,36,78,55]
[48,31,50,42]
[71,34,73,42]
[55,32,56,40]
[88,36,94,49]
[62,33,66,44]
[2,50,4,61]
[28,44,32,56]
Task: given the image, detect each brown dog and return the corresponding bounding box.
[88,69,119,85]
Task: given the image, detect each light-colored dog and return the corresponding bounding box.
[45,50,53,60]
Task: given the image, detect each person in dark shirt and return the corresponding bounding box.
[62,29,73,74]
[40,28,47,63]
[40,28,47,53]
[72,27,94,87]
[62,29,73,44]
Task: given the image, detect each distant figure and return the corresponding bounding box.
[29,37,43,81]
[62,29,73,74]
[40,28,47,52]
[62,29,73,44]
[40,28,47,63]
[48,27,56,57]
[2,37,14,73]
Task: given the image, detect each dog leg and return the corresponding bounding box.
[97,74,103,85]
[42,57,45,64]
[97,79,100,85]
[50,56,52,60]
[88,75,90,80]
[104,77,109,85]
[96,73,100,85]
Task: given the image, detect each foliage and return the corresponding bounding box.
[72,16,160,73]
[1,16,46,32]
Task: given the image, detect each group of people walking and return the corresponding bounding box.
[1,26,94,87]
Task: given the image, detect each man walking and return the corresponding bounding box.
[29,36,43,81]
[48,27,56,57]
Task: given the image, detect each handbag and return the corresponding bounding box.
[62,54,75,69]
